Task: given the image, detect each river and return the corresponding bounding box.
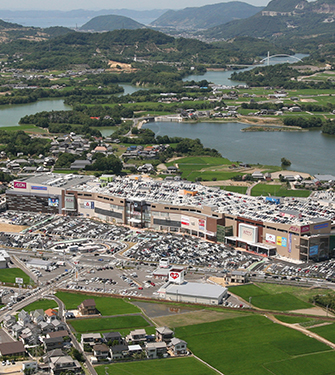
[143,121,334,176]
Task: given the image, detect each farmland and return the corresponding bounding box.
[96,357,217,375]
[55,292,140,316]
[229,283,312,311]
[69,315,150,334]
[175,315,332,375]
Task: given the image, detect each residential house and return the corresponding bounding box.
[43,337,64,351]
[128,344,142,356]
[49,355,82,375]
[102,332,123,346]
[11,324,24,339]
[168,337,187,355]
[47,330,69,340]
[45,309,58,322]
[3,315,16,330]
[92,344,111,361]
[225,270,248,284]
[70,160,91,170]
[156,327,174,343]
[145,342,167,359]
[78,299,97,316]
[18,310,31,326]
[110,344,129,360]
[126,329,146,344]
[81,333,102,347]
[51,319,67,332]
[0,341,26,357]
[31,309,45,324]
[38,321,54,335]
[251,171,265,180]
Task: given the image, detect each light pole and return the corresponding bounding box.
[249,296,252,309]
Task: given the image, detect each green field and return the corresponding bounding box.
[69,315,149,334]
[309,323,335,343]
[167,156,238,181]
[175,315,331,375]
[96,357,217,375]
[229,284,312,311]
[20,299,58,312]
[55,292,140,316]
[251,183,311,197]
[0,268,31,285]
[221,186,248,194]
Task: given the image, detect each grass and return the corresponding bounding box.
[20,299,58,312]
[175,315,331,375]
[96,357,218,375]
[220,185,248,194]
[251,183,311,197]
[309,323,335,343]
[0,268,31,285]
[166,156,236,181]
[69,315,149,334]
[55,292,140,316]
[264,351,335,375]
[253,283,335,303]
[229,283,312,311]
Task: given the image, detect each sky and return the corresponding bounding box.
[1,0,270,11]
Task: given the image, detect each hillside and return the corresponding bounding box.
[0,28,289,70]
[204,0,335,39]
[150,1,262,30]
[80,15,144,32]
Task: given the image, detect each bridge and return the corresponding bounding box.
[260,52,303,66]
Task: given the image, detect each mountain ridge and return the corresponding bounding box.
[150,1,263,30]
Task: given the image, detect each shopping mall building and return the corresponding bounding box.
[6,174,335,262]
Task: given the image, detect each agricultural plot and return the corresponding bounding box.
[251,183,310,198]
[55,292,140,316]
[309,323,335,344]
[96,357,217,375]
[175,315,331,375]
[229,284,312,311]
[69,315,149,334]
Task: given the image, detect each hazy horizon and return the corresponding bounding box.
[0,0,270,11]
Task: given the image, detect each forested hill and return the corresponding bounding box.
[0,28,289,70]
[204,0,335,39]
[80,14,144,32]
[0,19,23,29]
[150,1,262,30]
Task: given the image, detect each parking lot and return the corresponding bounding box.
[0,211,334,301]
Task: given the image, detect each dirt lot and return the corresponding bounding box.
[0,222,27,233]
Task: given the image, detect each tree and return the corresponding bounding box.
[281,157,291,166]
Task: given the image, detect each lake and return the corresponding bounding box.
[143,121,335,176]
[183,54,309,87]
[0,99,71,128]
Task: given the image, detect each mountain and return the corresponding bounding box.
[204,0,335,40]
[150,1,263,30]
[80,14,144,32]
[0,9,167,28]
[0,18,73,43]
